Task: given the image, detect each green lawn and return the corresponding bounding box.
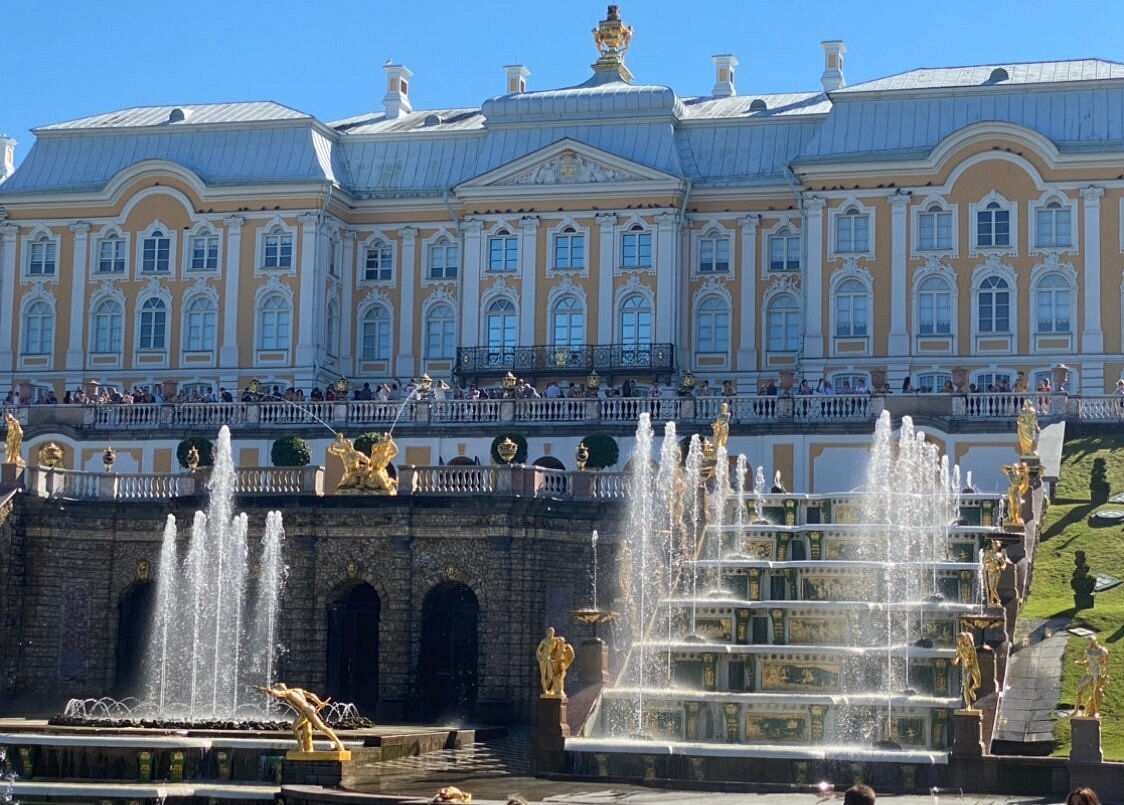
[1020,434,1124,759]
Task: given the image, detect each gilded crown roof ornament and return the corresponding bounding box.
[591,5,634,82]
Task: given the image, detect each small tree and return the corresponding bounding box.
[582,432,620,470]
[177,437,214,469]
[1090,458,1110,505]
[490,433,528,465]
[354,432,386,456]
[271,435,311,467]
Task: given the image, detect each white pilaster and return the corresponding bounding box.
[396,226,418,377]
[802,197,826,359]
[219,216,243,372]
[518,216,540,343]
[737,215,758,370]
[888,193,911,356]
[654,212,679,344]
[459,219,483,345]
[295,213,319,370]
[596,213,617,343]
[0,224,17,377]
[339,229,356,375]
[65,222,91,371]
[1081,185,1105,354]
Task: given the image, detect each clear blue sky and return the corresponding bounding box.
[5,0,1124,167]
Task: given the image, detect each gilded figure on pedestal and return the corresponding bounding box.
[982,540,1009,606]
[329,432,399,494]
[1075,635,1110,718]
[4,411,24,467]
[258,683,348,754]
[536,626,575,698]
[1001,462,1030,527]
[1017,399,1040,458]
[952,631,982,710]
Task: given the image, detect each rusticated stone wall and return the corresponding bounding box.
[0,492,622,724]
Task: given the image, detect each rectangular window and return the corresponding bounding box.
[1035,206,1072,248]
[263,233,293,268]
[142,234,171,272]
[487,236,519,271]
[621,231,653,267]
[28,241,57,275]
[553,233,585,269]
[364,245,394,281]
[97,239,125,273]
[919,292,951,335]
[189,236,219,271]
[425,317,455,359]
[976,207,1010,248]
[918,210,952,250]
[769,234,800,270]
[835,214,869,253]
[428,243,459,279]
[698,237,730,273]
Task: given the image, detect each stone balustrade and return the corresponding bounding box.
[22,465,323,501]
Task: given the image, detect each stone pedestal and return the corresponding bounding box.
[952,709,984,758]
[532,695,570,773]
[1070,717,1103,763]
[977,646,999,699]
[0,462,24,488]
[578,638,609,686]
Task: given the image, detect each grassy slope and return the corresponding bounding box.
[1020,434,1124,758]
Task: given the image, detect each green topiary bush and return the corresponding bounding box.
[354,432,387,456]
[490,433,528,465]
[271,435,312,467]
[582,432,620,470]
[1091,457,1110,505]
[177,437,214,469]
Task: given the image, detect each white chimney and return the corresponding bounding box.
[0,135,16,183]
[504,64,530,95]
[712,54,738,98]
[383,61,414,119]
[820,40,846,92]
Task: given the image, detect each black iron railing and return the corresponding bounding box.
[455,343,675,376]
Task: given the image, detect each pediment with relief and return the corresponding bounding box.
[502,149,637,185]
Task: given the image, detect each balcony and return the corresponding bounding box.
[455,343,675,377]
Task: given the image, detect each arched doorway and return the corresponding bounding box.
[326,582,381,715]
[114,581,154,697]
[419,582,479,721]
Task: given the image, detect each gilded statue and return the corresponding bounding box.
[328,432,398,494]
[536,627,576,698]
[4,411,24,467]
[575,442,590,471]
[982,540,1010,606]
[592,5,633,58]
[1075,635,1110,718]
[258,683,348,754]
[1002,462,1030,527]
[1017,399,1040,458]
[952,631,982,710]
[711,402,730,454]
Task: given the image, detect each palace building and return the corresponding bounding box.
[0,7,1117,486]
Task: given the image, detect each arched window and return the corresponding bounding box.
[551,297,585,347]
[184,296,217,352]
[918,276,952,335]
[92,299,124,353]
[326,299,340,357]
[977,202,1010,248]
[138,297,168,350]
[767,294,800,351]
[361,305,392,360]
[424,303,456,359]
[977,276,1010,333]
[22,301,54,355]
[619,294,652,346]
[258,294,291,350]
[1035,274,1071,333]
[695,296,730,354]
[834,278,868,337]
[486,298,517,352]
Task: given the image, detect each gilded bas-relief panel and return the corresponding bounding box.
[642,709,684,740]
[787,617,846,645]
[801,574,874,602]
[881,716,927,746]
[761,661,841,692]
[744,713,808,742]
[694,617,733,642]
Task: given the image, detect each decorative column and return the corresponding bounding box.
[888,193,911,356]
[654,211,679,344]
[519,216,540,344]
[0,223,19,376]
[65,222,91,372]
[802,197,826,360]
[737,215,758,370]
[396,226,418,377]
[339,229,356,375]
[595,213,617,343]
[1080,186,1105,390]
[459,219,484,345]
[219,216,243,372]
[295,213,320,370]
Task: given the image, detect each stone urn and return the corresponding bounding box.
[779,369,795,392]
[870,367,887,393]
[952,367,968,392]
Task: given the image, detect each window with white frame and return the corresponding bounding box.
[424,303,456,359]
[189,234,219,271]
[916,372,951,393]
[833,278,869,337]
[695,295,730,354]
[619,294,652,346]
[620,225,653,268]
[918,276,952,335]
[262,228,293,269]
[184,296,217,352]
[975,372,1011,392]
[364,240,394,281]
[1035,201,1073,248]
[486,299,517,352]
[97,235,126,274]
[831,374,867,394]
[22,301,54,355]
[835,208,869,254]
[92,299,124,353]
[551,297,585,347]
[766,294,800,351]
[1035,274,1071,333]
[27,236,57,276]
[698,231,730,273]
[141,230,171,273]
[361,305,392,361]
[976,202,1010,248]
[918,203,953,251]
[258,294,291,350]
[428,238,458,279]
[552,227,585,269]
[138,298,167,350]
[977,276,1011,333]
[325,300,339,357]
[487,230,519,272]
[769,228,800,271]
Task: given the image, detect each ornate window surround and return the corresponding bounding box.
[690,219,734,279]
[910,195,959,259]
[135,219,177,280]
[1028,189,1078,257]
[253,216,297,277]
[21,225,60,284]
[761,216,802,276]
[546,216,591,275]
[968,190,1019,259]
[359,229,397,285]
[828,197,876,261]
[911,256,958,353]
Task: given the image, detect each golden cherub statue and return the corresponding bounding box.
[4,411,24,467]
[982,540,1009,606]
[1016,399,1040,458]
[1002,462,1030,527]
[536,626,576,698]
[328,432,398,494]
[952,631,982,710]
[1075,635,1110,718]
[258,683,349,756]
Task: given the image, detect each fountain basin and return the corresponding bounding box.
[566,736,950,765]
